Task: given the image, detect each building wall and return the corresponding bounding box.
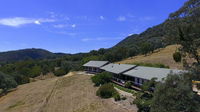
[111,73,148,86]
[85,66,148,87]
[84,66,102,73]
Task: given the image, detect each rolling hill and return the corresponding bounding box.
[0,72,137,112]
[117,45,183,69]
[0,48,67,63]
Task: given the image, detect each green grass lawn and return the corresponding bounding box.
[112,83,137,95]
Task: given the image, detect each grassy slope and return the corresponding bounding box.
[0,72,136,112]
[117,45,184,69]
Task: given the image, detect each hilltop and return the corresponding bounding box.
[0,48,68,63]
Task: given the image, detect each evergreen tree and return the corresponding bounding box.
[151,74,200,112]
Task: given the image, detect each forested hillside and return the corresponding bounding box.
[114,23,166,50]
[0,48,67,63]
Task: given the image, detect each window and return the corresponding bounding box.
[132,77,135,81]
[137,78,140,84]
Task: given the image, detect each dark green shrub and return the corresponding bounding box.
[173,52,182,62]
[121,96,127,100]
[0,72,17,92]
[0,89,3,95]
[29,66,42,78]
[114,94,121,101]
[96,83,118,98]
[91,72,112,86]
[133,92,152,112]
[125,81,132,88]
[54,68,67,76]
[11,73,30,84]
[141,78,157,92]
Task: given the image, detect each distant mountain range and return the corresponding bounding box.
[0,48,67,63]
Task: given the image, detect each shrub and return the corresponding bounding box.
[0,89,3,95]
[140,42,152,56]
[173,52,182,62]
[96,83,118,98]
[133,92,152,112]
[29,66,42,78]
[141,78,157,92]
[121,96,127,100]
[151,74,200,112]
[54,68,67,76]
[114,94,121,101]
[125,81,132,88]
[91,72,112,86]
[0,72,17,92]
[11,72,30,85]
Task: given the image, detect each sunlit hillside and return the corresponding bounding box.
[117,45,184,69]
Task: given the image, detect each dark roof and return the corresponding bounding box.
[83,61,109,68]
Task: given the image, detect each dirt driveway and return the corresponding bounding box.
[0,72,137,112]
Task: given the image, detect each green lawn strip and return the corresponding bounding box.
[112,83,137,94]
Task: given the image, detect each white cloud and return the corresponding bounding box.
[117,16,126,21]
[48,11,56,18]
[71,24,76,28]
[100,16,105,20]
[76,16,89,20]
[56,31,76,36]
[48,11,70,21]
[81,38,91,42]
[34,20,41,25]
[0,17,55,27]
[53,24,67,28]
[127,13,135,18]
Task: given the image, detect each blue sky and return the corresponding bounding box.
[0,0,187,53]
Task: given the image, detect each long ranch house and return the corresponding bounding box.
[83,61,184,88]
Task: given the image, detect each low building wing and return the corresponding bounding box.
[100,63,137,74]
[123,66,184,82]
[83,61,109,68]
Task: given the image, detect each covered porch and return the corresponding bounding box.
[84,66,102,73]
[111,73,147,87]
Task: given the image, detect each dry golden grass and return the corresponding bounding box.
[0,72,136,112]
[117,45,184,69]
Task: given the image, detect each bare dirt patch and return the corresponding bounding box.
[0,72,137,112]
